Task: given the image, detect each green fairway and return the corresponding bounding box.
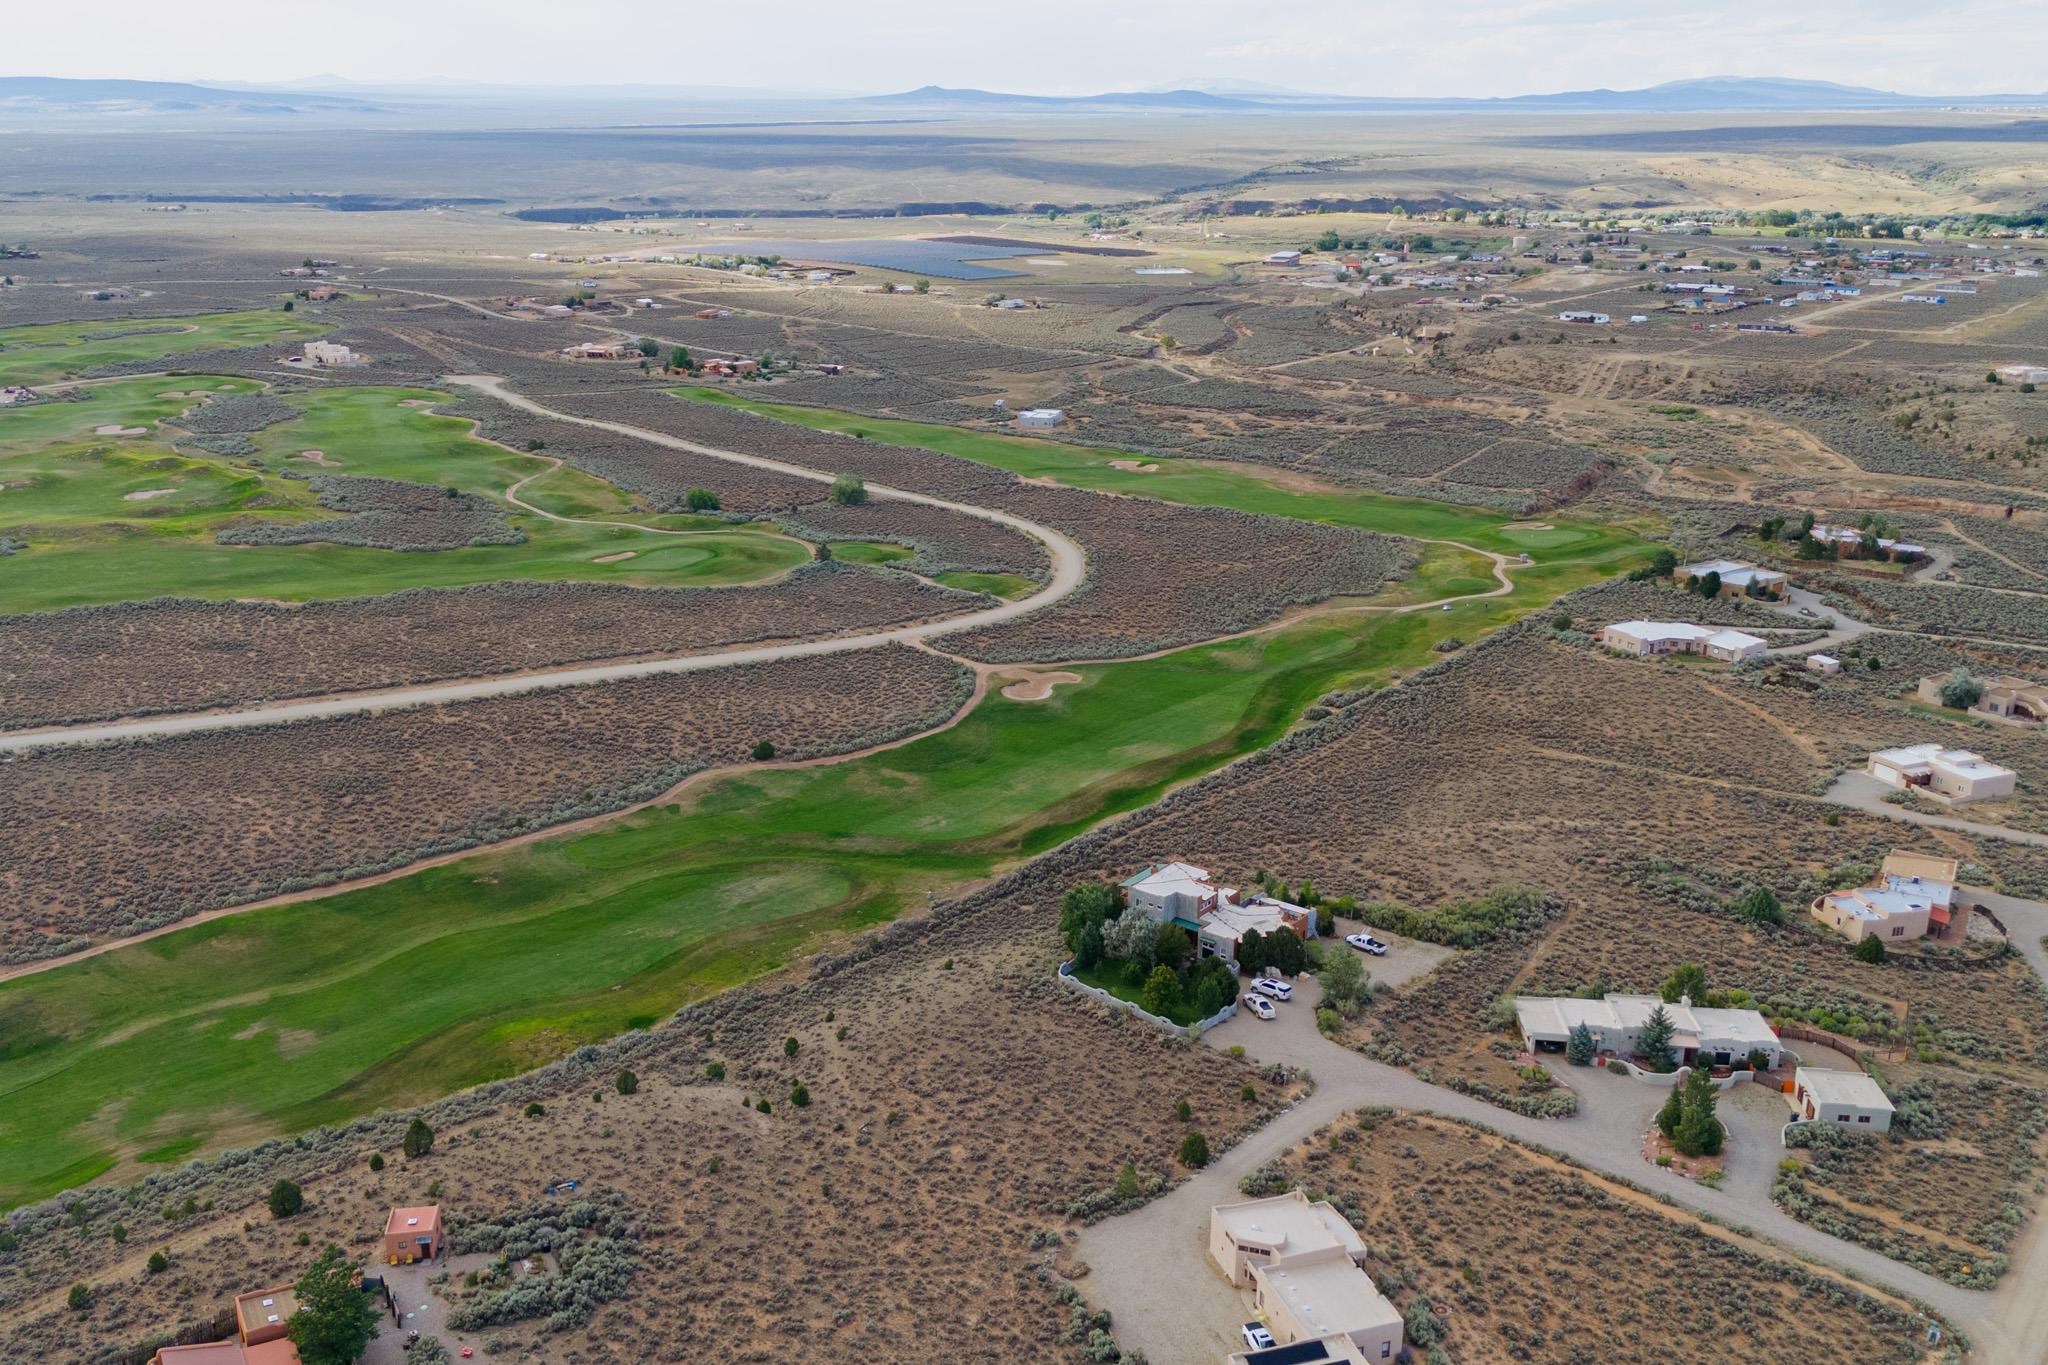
[0,380,808,610]
[0,531,1629,1207]
[675,387,1642,561]
[0,311,329,387]
[934,570,1037,598]
[825,540,915,566]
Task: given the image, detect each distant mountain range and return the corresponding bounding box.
[5,73,2046,120]
[0,76,374,115]
[864,76,2048,113]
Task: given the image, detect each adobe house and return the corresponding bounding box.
[148,1285,300,1365]
[383,1204,443,1264]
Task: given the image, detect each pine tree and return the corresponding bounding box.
[1637,1005,1677,1072]
[1656,1087,1683,1139]
[1675,1064,1722,1157]
[1566,1021,1595,1067]
[401,1118,434,1159]
[1661,963,1709,1005]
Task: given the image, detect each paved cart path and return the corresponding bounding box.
[0,377,1088,753]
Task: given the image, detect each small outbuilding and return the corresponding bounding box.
[1807,654,1841,675]
[1016,407,1065,430]
[1789,1066,1895,1133]
[383,1204,443,1264]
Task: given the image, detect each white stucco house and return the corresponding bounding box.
[1015,408,1065,429]
[1515,993,1782,1069]
[1788,1067,1895,1133]
[1867,744,2016,804]
[1600,621,1767,662]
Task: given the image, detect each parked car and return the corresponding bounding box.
[1244,994,1277,1021]
[1242,1323,1277,1351]
[1252,978,1293,1002]
[1345,932,1389,956]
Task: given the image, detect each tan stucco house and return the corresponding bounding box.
[1789,1066,1895,1133]
[1209,1192,1403,1361]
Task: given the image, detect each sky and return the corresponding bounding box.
[9,0,2048,99]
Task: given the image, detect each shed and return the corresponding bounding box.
[383,1204,443,1264]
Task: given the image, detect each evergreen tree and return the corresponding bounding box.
[1637,1005,1677,1072]
[401,1118,434,1159]
[1565,1021,1595,1066]
[1675,1063,1723,1157]
[1656,1086,1683,1139]
[1855,935,1887,964]
[1113,1162,1140,1199]
[268,1180,304,1219]
[1733,885,1783,927]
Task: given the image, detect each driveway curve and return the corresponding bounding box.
[0,377,1088,754]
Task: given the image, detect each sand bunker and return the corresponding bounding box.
[593,550,638,564]
[95,424,148,437]
[122,488,177,502]
[999,669,1082,702]
[155,390,198,399]
[296,449,339,467]
[1500,521,1554,531]
[398,399,435,409]
[1108,459,1160,472]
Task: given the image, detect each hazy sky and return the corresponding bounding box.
[11,0,2048,98]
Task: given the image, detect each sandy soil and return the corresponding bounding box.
[1500,521,1554,531]
[95,425,148,437]
[592,550,638,563]
[121,488,176,502]
[1108,459,1160,472]
[996,668,1082,701]
[296,449,339,467]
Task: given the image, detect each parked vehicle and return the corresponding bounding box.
[1345,932,1389,956]
[1252,978,1293,1002]
[1244,994,1277,1021]
[1242,1323,1277,1350]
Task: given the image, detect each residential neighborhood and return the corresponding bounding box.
[1674,558,1787,599]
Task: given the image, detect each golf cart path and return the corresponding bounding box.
[0,377,1088,754]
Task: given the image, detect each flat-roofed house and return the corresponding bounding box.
[151,1285,301,1365]
[1252,1248,1404,1361]
[1808,654,1841,675]
[1789,1066,1895,1133]
[1121,862,1227,925]
[1676,558,1787,599]
[1920,673,2048,723]
[1600,621,1766,662]
[1868,744,2016,804]
[1211,1192,1403,1361]
[1515,994,1782,1069]
[383,1204,443,1264]
[1812,851,1963,944]
[1209,1190,1368,1286]
[1016,407,1065,429]
[1197,895,1318,961]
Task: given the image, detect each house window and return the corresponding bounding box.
[1381,1343,1392,1359]
[1837,1114,1850,1121]
[1891,927,1903,936]
[1858,1115,1871,1123]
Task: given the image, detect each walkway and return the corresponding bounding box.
[0,377,1088,753]
[1076,972,2013,1361]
